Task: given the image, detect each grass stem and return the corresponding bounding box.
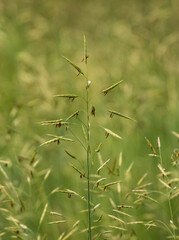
[84,35,92,240]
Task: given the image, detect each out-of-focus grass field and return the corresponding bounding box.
[0,0,179,239]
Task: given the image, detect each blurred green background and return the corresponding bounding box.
[0,0,179,239]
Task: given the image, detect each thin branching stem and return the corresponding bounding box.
[68,128,87,151]
[84,35,92,240]
[86,84,92,240]
[158,140,176,240]
[168,195,176,240]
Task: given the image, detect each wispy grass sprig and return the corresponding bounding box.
[39,135,74,147]
[102,80,123,95]
[62,56,84,76]
[108,110,135,121]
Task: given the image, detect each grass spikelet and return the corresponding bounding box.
[0,165,9,179]
[40,136,74,147]
[102,80,123,95]
[108,214,125,224]
[92,203,101,211]
[0,185,14,202]
[171,131,179,139]
[145,221,158,229]
[6,216,19,225]
[170,190,179,200]
[94,215,103,223]
[132,189,148,193]
[81,226,99,233]
[109,225,127,231]
[39,203,48,227]
[56,189,85,200]
[95,143,102,153]
[57,189,78,195]
[82,125,87,141]
[50,187,60,195]
[117,182,121,193]
[66,111,79,121]
[0,232,6,237]
[157,136,161,149]
[103,127,122,140]
[72,220,80,229]
[134,193,159,204]
[112,209,132,218]
[109,157,117,174]
[158,179,172,189]
[65,150,76,159]
[39,119,63,126]
[137,173,148,186]
[0,159,12,167]
[92,232,102,240]
[63,56,84,76]
[70,164,85,178]
[48,220,67,224]
[83,35,88,64]
[44,169,51,181]
[168,178,179,185]
[148,153,158,157]
[117,205,134,210]
[29,152,37,165]
[0,207,9,213]
[50,211,63,217]
[97,152,103,165]
[126,221,144,225]
[137,182,153,189]
[103,181,121,191]
[145,137,156,154]
[158,164,167,177]
[108,110,135,121]
[58,232,65,240]
[119,152,122,167]
[166,236,179,239]
[96,178,107,187]
[54,94,78,101]
[171,148,179,164]
[126,161,134,175]
[97,159,110,174]
[109,198,116,208]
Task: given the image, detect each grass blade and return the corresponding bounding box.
[137,173,148,186]
[108,110,135,121]
[40,136,74,147]
[66,111,79,121]
[95,143,102,153]
[83,35,88,64]
[62,227,78,240]
[102,80,123,95]
[39,203,48,227]
[70,164,85,178]
[54,94,78,100]
[103,181,121,190]
[109,226,127,231]
[103,127,122,140]
[48,220,67,224]
[65,150,76,159]
[108,214,125,224]
[145,137,156,154]
[63,56,84,75]
[97,159,110,174]
[171,131,179,138]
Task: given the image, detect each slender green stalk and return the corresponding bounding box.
[158,137,176,240]
[84,35,92,240]
[86,84,91,240]
[168,195,176,240]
